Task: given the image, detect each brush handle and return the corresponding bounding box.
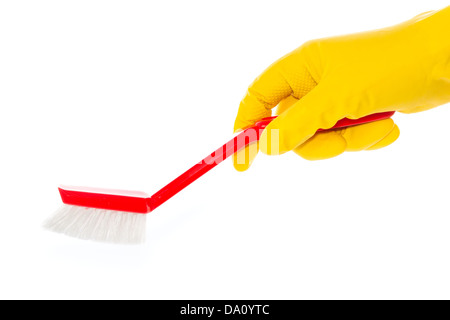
[149,111,395,211]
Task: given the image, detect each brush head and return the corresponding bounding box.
[44,205,147,244]
[44,186,152,244]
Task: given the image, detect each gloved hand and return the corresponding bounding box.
[233,7,450,171]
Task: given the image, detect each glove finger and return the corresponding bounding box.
[233,46,318,171]
[232,86,308,171]
[342,118,396,151]
[234,66,291,133]
[293,131,347,160]
[366,124,400,150]
[233,142,259,172]
[234,46,317,133]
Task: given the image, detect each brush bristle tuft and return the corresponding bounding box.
[44,205,147,244]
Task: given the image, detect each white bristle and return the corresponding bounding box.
[43,205,147,244]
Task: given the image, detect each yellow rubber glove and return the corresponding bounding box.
[233,7,450,171]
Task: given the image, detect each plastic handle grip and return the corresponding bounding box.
[149,111,395,211]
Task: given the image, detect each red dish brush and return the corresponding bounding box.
[44,112,394,244]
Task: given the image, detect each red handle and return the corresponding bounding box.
[254,111,395,132]
[149,111,395,211]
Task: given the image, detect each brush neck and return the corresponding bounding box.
[147,125,266,212]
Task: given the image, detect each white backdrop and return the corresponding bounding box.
[1,0,450,300]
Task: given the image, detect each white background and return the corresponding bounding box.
[1,0,450,300]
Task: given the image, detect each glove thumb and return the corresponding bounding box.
[259,85,353,155]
